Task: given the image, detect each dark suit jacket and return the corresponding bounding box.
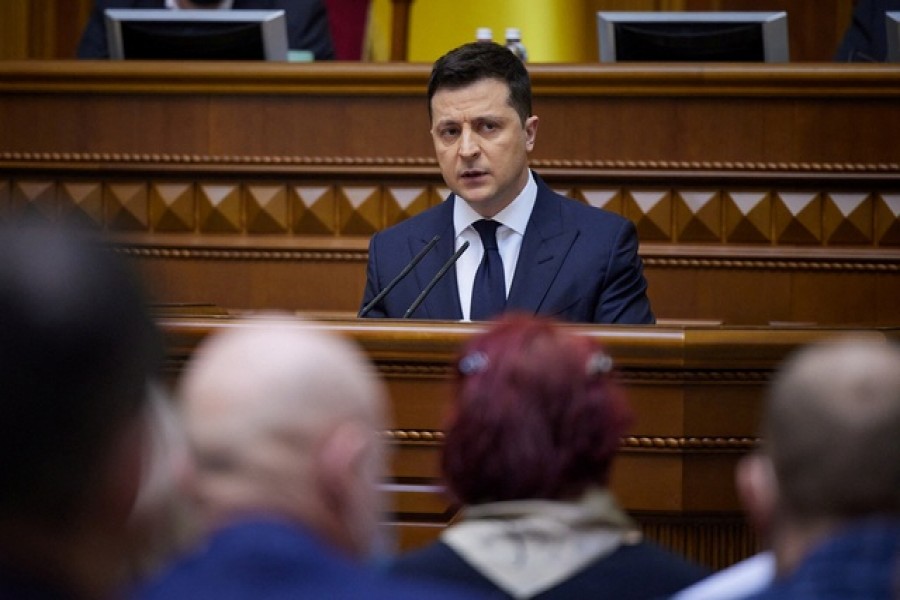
[77,0,334,60]
[835,0,900,61]
[361,174,654,324]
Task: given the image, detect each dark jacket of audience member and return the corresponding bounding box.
[390,315,709,599]
[77,0,335,60]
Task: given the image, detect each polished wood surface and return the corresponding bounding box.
[160,315,900,568]
[1,62,898,326]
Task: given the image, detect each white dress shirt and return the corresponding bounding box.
[453,171,537,321]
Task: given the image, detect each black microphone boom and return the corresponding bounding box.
[403,241,470,319]
[358,235,440,318]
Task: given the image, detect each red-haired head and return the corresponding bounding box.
[442,314,635,505]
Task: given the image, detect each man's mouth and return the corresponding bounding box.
[461,169,487,179]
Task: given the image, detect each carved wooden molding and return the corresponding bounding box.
[3,151,899,174]
[384,430,759,452]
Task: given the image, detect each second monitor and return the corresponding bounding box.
[598,11,789,63]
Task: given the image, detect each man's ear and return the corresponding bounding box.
[315,421,378,557]
[524,115,539,152]
[736,452,779,539]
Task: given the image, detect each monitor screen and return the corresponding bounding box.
[888,12,900,62]
[598,12,789,63]
[105,9,289,61]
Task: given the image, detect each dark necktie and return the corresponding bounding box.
[470,219,506,321]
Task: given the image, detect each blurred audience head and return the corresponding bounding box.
[0,220,161,598]
[442,314,634,505]
[177,315,390,558]
[737,336,900,571]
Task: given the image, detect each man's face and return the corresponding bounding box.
[430,78,538,218]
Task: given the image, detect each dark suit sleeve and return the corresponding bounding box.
[360,232,387,318]
[77,0,113,58]
[834,0,897,62]
[594,218,654,324]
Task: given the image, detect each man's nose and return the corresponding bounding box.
[458,128,480,158]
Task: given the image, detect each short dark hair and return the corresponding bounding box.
[442,315,634,504]
[427,42,532,125]
[0,222,161,527]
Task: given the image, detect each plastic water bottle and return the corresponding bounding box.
[504,27,528,61]
[475,27,493,43]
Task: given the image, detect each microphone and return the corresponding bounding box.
[403,241,470,319]
[358,235,440,318]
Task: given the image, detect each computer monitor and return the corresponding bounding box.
[888,12,900,62]
[105,9,289,61]
[598,11,789,63]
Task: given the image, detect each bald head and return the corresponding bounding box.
[763,337,900,520]
[178,316,388,556]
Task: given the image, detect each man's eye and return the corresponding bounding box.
[440,128,459,138]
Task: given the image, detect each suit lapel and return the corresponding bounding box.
[507,182,578,314]
[407,198,462,320]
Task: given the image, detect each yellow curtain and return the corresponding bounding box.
[365,0,593,63]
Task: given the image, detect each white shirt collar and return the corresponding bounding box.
[453,170,537,236]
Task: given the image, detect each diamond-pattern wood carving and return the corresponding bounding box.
[625,190,672,241]
[579,189,623,214]
[198,184,241,233]
[676,191,721,242]
[291,186,335,235]
[774,192,821,244]
[13,180,56,221]
[384,187,431,228]
[150,183,194,232]
[337,186,380,235]
[724,192,771,243]
[875,194,900,246]
[60,182,104,229]
[823,193,871,245]
[3,176,899,251]
[106,183,148,231]
[246,184,288,234]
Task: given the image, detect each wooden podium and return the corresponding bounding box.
[160,314,900,569]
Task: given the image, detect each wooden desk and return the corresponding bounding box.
[1,62,899,325]
[160,315,900,568]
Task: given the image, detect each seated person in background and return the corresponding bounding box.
[360,42,654,323]
[390,314,708,599]
[77,0,335,60]
[736,337,900,599]
[835,0,900,61]
[134,315,481,599]
[0,221,163,599]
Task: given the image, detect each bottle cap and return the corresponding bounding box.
[505,27,521,41]
[476,27,493,42]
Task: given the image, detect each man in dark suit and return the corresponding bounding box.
[360,42,654,324]
[77,0,335,60]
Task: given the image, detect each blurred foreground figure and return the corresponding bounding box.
[0,222,162,599]
[135,315,482,599]
[739,337,900,599]
[391,315,708,599]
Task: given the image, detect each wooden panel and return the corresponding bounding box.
[1,63,898,328]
